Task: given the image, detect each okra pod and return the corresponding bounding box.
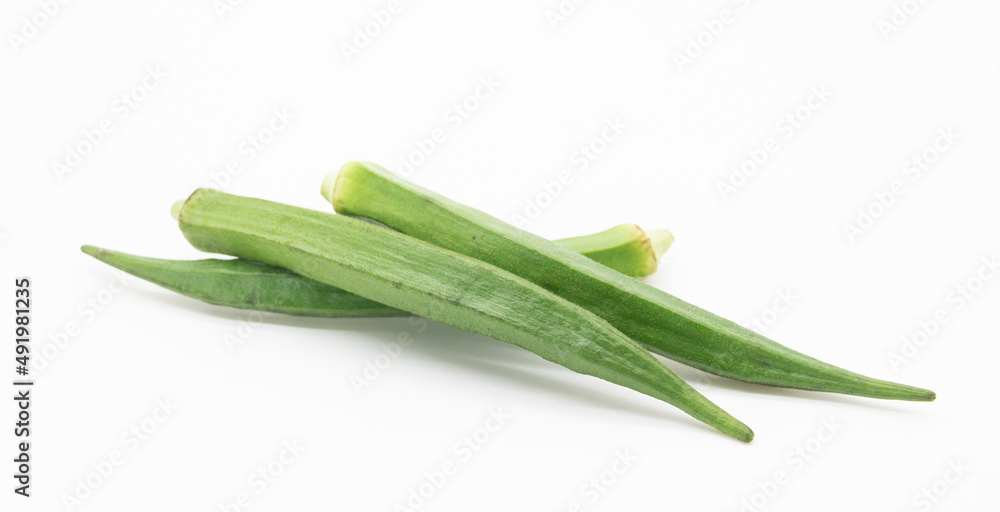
[81,246,405,317]
[81,225,672,318]
[175,188,755,441]
[323,161,935,402]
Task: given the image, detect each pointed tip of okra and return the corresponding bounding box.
[738,426,755,443]
[684,389,755,442]
[827,381,937,402]
[647,230,674,261]
[717,412,755,442]
[713,418,754,443]
[859,377,937,402]
[80,245,102,258]
[908,387,937,402]
[890,383,936,402]
[81,245,116,264]
[81,244,119,262]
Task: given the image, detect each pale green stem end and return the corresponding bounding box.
[648,230,674,260]
[171,200,185,221]
[320,172,339,204]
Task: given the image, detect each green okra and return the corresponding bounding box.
[558,224,673,280]
[174,188,754,441]
[322,161,936,402]
[81,246,404,318]
[81,225,672,319]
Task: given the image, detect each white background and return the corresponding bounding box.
[2,1,998,511]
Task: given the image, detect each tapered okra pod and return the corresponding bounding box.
[81,246,406,317]
[174,188,754,441]
[322,161,935,402]
[81,225,672,319]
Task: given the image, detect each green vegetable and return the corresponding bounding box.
[558,224,673,280]
[174,188,755,441]
[80,225,672,318]
[323,161,936,402]
[81,246,405,318]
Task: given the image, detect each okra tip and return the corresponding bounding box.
[861,377,937,402]
[720,420,754,443]
[80,245,103,258]
[739,426,755,443]
[912,387,937,402]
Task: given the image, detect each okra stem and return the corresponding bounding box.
[647,230,675,261]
